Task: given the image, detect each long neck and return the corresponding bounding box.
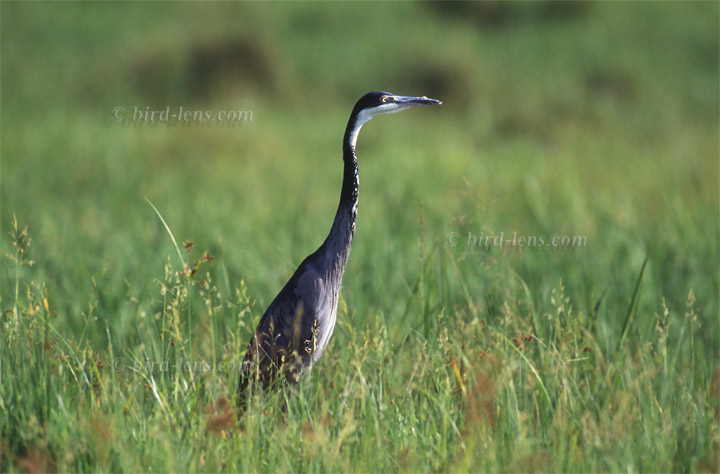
[318,119,360,276]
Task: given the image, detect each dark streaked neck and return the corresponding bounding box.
[318,117,361,277]
[339,117,360,210]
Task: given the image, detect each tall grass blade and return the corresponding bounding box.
[614,256,648,356]
[145,197,186,268]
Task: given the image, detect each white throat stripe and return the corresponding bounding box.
[349,103,402,148]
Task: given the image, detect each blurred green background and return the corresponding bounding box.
[1,1,718,471]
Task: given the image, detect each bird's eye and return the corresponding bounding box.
[381,96,389,103]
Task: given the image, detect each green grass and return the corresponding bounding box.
[1,2,718,472]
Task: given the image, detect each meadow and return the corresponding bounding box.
[1,2,718,472]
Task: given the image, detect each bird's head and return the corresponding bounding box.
[347,91,442,148]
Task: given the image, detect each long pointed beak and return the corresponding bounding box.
[394,95,443,107]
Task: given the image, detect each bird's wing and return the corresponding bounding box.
[294,260,341,363]
[283,262,329,355]
[240,261,329,388]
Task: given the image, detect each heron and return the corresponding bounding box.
[238,91,441,396]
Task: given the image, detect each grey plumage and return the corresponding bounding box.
[238,91,441,395]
